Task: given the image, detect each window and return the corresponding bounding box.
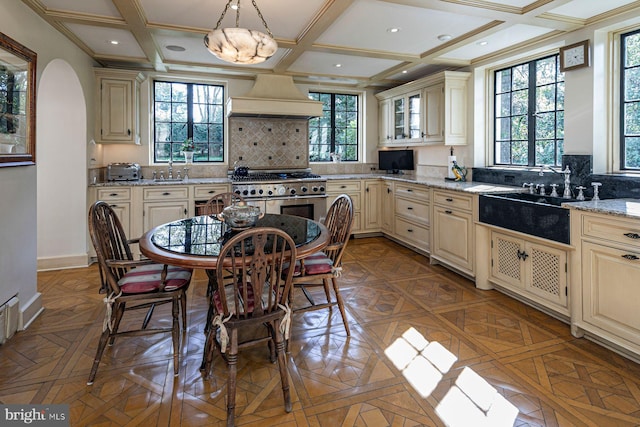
[308,92,358,162]
[153,80,224,163]
[494,55,565,167]
[621,29,640,170]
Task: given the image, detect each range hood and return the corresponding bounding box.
[227,75,323,119]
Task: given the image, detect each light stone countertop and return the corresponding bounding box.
[90,173,523,195]
[562,198,640,220]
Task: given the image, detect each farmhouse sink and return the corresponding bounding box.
[478,192,571,244]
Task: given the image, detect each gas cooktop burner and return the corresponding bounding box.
[231,171,322,182]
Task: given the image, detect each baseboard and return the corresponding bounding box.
[19,292,43,331]
[37,253,90,271]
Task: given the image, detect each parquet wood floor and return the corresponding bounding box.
[2,237,640,426]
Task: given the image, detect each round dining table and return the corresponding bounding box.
[138,213,330,269]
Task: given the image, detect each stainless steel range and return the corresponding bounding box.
[230,169,327,222]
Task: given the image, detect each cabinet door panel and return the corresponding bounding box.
[491,232,525,288]
[423,83,443,142]
[433,206,473,271]
[582,241,640,344]
[526,242,567,307]
[144,202,189,231]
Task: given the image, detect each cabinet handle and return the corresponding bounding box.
[446,198,453,202]
[445,210,452,214]
[622,254,639,260]
[110,204,118,208]
[387,188,392,193]
[517,250,529,261]
[366,188,369,192]
[623,232,640,239]
[407,189,413,192]
[163,192,170,196]
[208,190,215,194]
[127,129,131,136]
[407,229,413,233]
[407,206,413,210]
[341,185,346,189]
[109,193,118,197]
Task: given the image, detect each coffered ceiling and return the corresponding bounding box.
[22,0,640,89]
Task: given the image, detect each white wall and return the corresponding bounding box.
[0,1,96,329]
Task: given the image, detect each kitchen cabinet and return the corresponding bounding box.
[95,69,144,144]
[381,181,394,234]
[95,187,132,237]
[393,183,430,253]
[490,230,568,317]
[363,179,382,232]
[571,211,640,355]
[142,187,190,231]
[431,189,474,276]
[327,180,361,234]
[376,71,470,147]
[194,184,231,215]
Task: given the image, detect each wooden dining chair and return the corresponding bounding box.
[87,201,192,385]
[201,227,297,427]
[201,192,244,215]
[289,194,354,335]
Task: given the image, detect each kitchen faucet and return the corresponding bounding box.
[537,165,572,198]
[168,160,173,179]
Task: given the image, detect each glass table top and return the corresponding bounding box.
[151,214,324,257]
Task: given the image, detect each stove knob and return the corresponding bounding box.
[250,189,256,195]
[312,186,319,192]
[319,185,325,192]
[301,186,308,193]
[258,189,264,195]
[242,190,249,196]
[290,188,296,195]
[234,189,241,195]
[268,190,273,195]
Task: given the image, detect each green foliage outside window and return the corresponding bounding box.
[494,55,564,167]
[622,29,640,169]
[308,92,358,162]
[153,81,224,163]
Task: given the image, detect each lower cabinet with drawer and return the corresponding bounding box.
[142,186,190,231]
[193,184,231,215]
[393,183,430,252]
[327,179,362,234]
[431,189,474,276]
[571,210,640,358]
[95,187,132,237]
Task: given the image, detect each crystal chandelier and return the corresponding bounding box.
[204,0,278,65]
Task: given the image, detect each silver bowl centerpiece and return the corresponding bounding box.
[218,202,264,230]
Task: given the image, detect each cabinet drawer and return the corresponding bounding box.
[97,188,131,201]
[194,185,230,199]
[395,217,429,250]
[395,183,429,201]
[143,187,189,200]
[433,190,473,211]
[395,197,429,224]
[327,180,361,193]
[582,214,640,250]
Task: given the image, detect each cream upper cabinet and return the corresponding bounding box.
[95,69,144,144]
[376,71,470,147]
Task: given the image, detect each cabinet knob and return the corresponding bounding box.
[407,206,413,210]
[163,192,170,196]
[407,229,413,233]
[623,232,640,239]
[622,254,639,260]
[446,198,453,202]
[445,210,452,214]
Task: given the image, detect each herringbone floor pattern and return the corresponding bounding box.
[2,237,640,426]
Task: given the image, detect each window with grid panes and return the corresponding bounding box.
[308,92,358,162]
[621,29,640,170]
[153,81,224,163]
[494,55,565,167]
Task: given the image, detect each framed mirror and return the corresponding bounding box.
[0,32,36,167]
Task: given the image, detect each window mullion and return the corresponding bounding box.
[528,61,537,166]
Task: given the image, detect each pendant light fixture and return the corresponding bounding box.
[204,0,278,65]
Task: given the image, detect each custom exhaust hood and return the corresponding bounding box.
[227,75,323,119]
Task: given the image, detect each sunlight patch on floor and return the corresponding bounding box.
[384,327,519,426]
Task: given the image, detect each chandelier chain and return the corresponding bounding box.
[252,0,274,38]
[213,0,273,38]
[214,0,234,30]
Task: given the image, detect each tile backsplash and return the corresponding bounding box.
[229,117,309,169]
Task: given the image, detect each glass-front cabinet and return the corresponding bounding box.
[391,91,422,143]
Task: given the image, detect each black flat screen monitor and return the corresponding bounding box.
[378,149,414,174]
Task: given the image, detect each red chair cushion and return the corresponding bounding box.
[289,252,334,276]
[211,281,279,315]
[118,264,192,294]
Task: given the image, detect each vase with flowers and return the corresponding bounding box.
[181,138,195,164]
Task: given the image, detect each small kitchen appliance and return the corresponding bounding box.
[107,163,141,181]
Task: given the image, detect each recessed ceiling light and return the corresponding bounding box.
[387,27,400,33]
[402,70,408,74]
[166,45,186,52]
[108,40,119,45]
[477,40,488,46]
[437,34,452,42]
[334,64,342,68]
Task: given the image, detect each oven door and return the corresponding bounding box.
[264,196,327,222]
